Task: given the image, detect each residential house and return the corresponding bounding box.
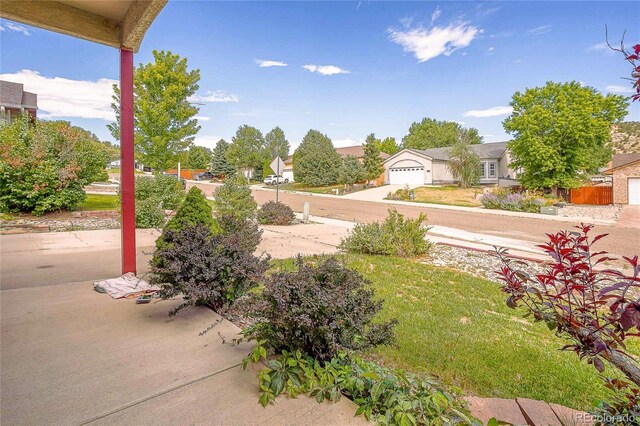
[0,80,37,124]
[382,141,518,186]
[283,145,390,183]
[603,153,640,205]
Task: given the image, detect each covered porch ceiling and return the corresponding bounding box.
[0,0,167,52]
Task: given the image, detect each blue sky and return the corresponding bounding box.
[1,1,639,150]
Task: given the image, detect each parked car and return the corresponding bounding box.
[264,175,289,185]
[194,171,214,181]
[164,173,187,189]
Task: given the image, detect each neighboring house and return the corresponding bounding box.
[603,153,640,205]
[283,145,390,183]
[383,141,518,187]
[0,80,38,124]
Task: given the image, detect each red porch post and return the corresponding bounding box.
[120,49,136,274]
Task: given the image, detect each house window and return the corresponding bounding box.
[488,162,496,178]
[479,163,486,179]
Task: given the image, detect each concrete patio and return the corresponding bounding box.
[0,279,364,425]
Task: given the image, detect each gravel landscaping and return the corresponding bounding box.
[557,204,622,221]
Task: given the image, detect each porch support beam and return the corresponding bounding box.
[120,49,136,275]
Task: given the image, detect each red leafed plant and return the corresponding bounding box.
[494,224,640,386]
[606,27,640,102]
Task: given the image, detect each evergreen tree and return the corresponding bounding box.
[338,155,365,185]
[292,130,341,186]
[108,50,201,172]
[210,139,235,178]
[362,133,384,184]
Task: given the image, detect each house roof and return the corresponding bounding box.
[0,80,37,110]
[421,141,509,161]
[603,153,640,174]
[335,145,390,159]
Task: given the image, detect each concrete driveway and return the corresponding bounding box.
[1,281,363,425]
[617,205,640,229]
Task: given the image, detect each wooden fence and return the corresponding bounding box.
[164,169,207,180]
[569,186,613,205]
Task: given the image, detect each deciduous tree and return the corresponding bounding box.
[184,145,212,169]
[264,126,290,160]
[226,125,265,177]
[108,50,201,172]
[503,81,628,190]
[377,136,400,155]
[402,118,481,150]
[447,138,481,188]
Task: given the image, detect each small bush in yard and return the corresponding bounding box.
[495,224,640,417]
[150,223,269,315]
[339,209,430,257]
[213,177,257,222]
[135,175,184,210]
[480,189,542,213]
[248,350,474,424]
[217,214,263,254]
[164,186,217,232]
[135,197,165,228]
[243,257,397,361]
[257,201,295,225]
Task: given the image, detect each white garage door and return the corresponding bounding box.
[389,167,424,186]
[629,178,640,205]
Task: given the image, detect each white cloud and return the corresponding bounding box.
[255,59,288,68]
[302,65,351,75]
[0,69,116,120]
[194,115,211,121]
[528,25,551,35]
[399,16,414,28]
[189,90,239,103]
[333,137,364,148]
[388,22,481,63]
[588,42,608,51]
[431,7,441,25]
[463,106,513,118]
[193,135,224,150]
[606,85,635,94]
[0,21,31,36]
[488,46,495,52]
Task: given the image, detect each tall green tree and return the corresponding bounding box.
[447,139,481,188]
[362,133,384,184]
[210,139,235,178]
[338,155,365,185]
[264,126,290,160]
[184,145,212,169]
[293,130,341,186]
[402,118,481,150]
[108,50,201,172]
[226,125,265,176]
[503,81,628,190]
[377,137,401,155]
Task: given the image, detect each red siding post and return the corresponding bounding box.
[120,49,136,274]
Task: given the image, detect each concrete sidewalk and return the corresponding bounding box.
[0,281,363,425]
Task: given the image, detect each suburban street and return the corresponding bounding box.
[188,182,640,260]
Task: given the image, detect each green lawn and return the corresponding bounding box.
[266,182,349,195]
[408,186,482,207]
[106,168,143,174]
[329,254,633,411]
[78,194,119,211]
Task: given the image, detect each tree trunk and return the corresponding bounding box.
[608,349,640,387]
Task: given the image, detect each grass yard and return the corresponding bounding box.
[78,194,119,211]
[332,254,635,411]
[106,168,144,174]
[411,186,482,207]
[268,182,349,195]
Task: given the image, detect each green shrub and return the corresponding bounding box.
[135,197,165,228]
[385,186,410,201]
[164,186,216,232]
[213,177,257,222]
[257,201,295,225]
[243,257,397,361]
[217,214,262,253]
[248,350,473,424]
[150,224,269,315]
[0,116,110,215]
[339,209,431,257]
[134,175,184,210]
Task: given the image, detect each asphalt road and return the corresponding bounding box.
[190,182,640,260]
